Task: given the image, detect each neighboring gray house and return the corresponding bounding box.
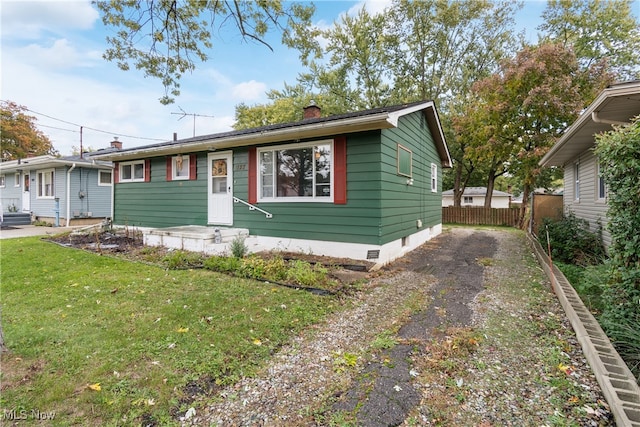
[442,187,512,208]
[0,141,120,226]
[540,80,640,248]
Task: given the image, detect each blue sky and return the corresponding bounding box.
[0,0,552,156]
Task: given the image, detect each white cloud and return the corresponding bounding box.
[18,39,99,69]
[231,80,267,101]
[1,0,99,39]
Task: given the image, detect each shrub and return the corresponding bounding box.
[595,115,640,381]
[230,234,248,258]
[162,250,205,269]
[203,255,241,273]
[538,213,605,265]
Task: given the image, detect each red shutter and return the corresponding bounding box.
[248,147,257,204]
[144,159,151,182]
[334,135,347,204]
[166,157,173,181]
[114,162,119,184]
[189,154,197,180]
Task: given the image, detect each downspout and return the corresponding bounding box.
[66,163,76,227]
[591,111,628,126]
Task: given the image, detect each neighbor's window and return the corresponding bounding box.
[431,163,438,192]
[574,162,580,200]
[98,170,112,186]
[597,162,606,200]
[14,173,20,187]
[464,196,473,204]
[172,155,190,180]
[37,169,55,198]
[0,174,5,188]
[119,161,145,182]
[258,140,333,201]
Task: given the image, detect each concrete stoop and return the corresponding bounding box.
[528,234,640,427]
[144,226,249,255]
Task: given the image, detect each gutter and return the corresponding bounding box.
[591,111,628,126]
[66,163,76,226]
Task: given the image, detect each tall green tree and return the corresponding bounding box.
[386,0,521,112]
[96,1,315,104]
[538,0,640,80]
[1,101,57,161]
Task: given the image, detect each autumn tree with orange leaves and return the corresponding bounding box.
[457,43,613,224]
[1,101,58,161]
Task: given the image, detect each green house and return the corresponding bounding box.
[94,101,451,264]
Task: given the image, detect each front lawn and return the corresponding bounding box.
[0,237,337,425]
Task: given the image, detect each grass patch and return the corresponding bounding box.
[0,237,336,425]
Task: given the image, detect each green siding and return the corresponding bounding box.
[113,111,443,245]
[113,155,207,227]
[378,111,442,245]
[232,132,385,245]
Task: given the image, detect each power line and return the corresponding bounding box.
[1,101,166,142]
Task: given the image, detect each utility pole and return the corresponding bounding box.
[171,106,215,137]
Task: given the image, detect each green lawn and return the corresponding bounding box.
[0,237,336,425]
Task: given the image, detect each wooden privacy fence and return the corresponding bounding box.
[442,206,520,227]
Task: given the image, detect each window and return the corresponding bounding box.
[464,196,473,204]
[37,169,55,198]
[258,140,333,201]
[14,173,20,187]
[172,155,190,180]
[98,170,112,186]
[119,161,145,183]
[574,162,580,200]
[597,163,606,200]
[431,163,438,192]
[0,175,5,188]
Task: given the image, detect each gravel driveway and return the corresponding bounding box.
[186,227,612,426]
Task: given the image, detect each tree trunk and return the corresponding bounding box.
[453,162,463,207]
[485,170,496,208]
[519,183,531,230]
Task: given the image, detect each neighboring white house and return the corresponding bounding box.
[539,80,640,248]
[442,187,512,208]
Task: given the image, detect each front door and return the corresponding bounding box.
[22,173,30,212]
[207,152,233,225]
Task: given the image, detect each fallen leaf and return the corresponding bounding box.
[88,383,101,391]
[253,338,262,346]
[177,327,189,333]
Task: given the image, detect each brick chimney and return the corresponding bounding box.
[303,100,322,119]
[110,137,122,150]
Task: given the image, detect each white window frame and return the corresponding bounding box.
[431,163,438,193]
[574,162,580,201]
[14,173,20,187]
[0,174,5,188]
[463,196,473,204]
[258,139,334,203]
[119,160,145,183]
[37,168,55,199]
[98,170,113,186]
[596,162,606,201]
[172,155,190,180]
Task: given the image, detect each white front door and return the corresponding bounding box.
[207,152,233,225]
[22,173,30,212]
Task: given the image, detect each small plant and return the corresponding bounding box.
[230,234,248,258]
[162,250,205,269]
[7,203,18,213]
[333,351,359,373]
[371,331,397,350]
[203,255,241,273]
[286,260,328,287]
